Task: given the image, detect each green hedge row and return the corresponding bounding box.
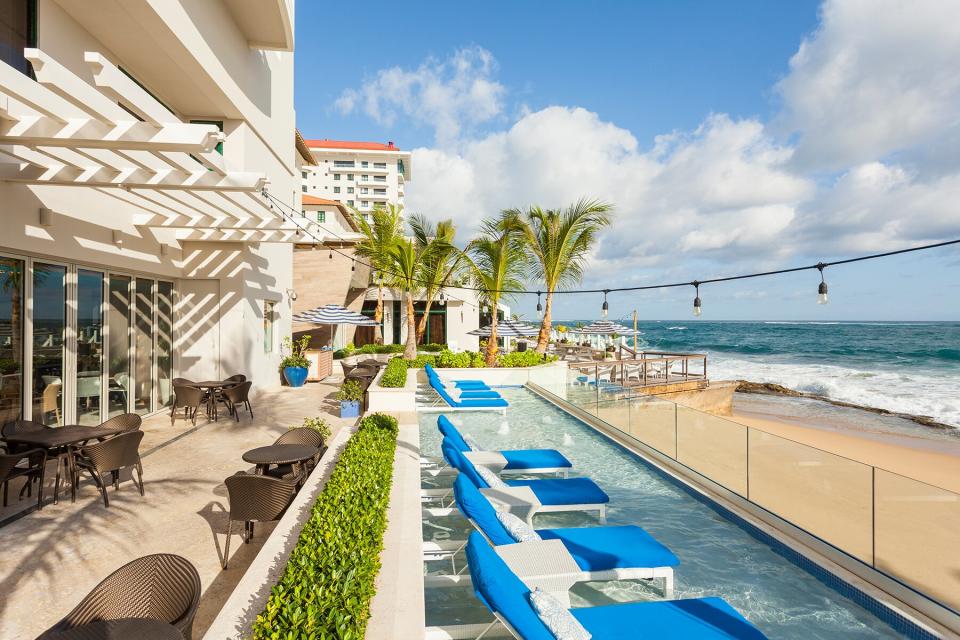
[252,413,399,640]
[333,343,405,359]
[379,357,409,388]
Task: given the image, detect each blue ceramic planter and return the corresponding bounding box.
[283,366,308,387]
[340,400,360,418]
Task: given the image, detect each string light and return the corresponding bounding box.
[536,291,543,319]
[351,259,356,272]
[328,248,333,260]
[439,290,446,306]
[601,290,609,318]
[259,189,960,308]
[817,263,829,305]
[692,281,702,317]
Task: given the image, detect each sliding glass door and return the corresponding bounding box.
[107,275,132,418]
[156,281,173,409]
[32,263,66,426]
[76,269,104,425]
[0,257,24,424]
[134,278,154,415]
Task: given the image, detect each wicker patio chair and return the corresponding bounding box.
[38,553,201,639]
[223,374,246,385]
[340,361,359,377]
[221,381,253,422]
[265,428,327,481]
[74,431,145,507]
[1,419,47,453]
[99,413,142,433]
[222,472,296,569]
[0,447,47,510]
[171,384,204,425]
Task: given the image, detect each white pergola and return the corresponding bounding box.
[0,48,315,244]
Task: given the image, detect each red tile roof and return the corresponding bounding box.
[304,139,400,151]
[301,196,342,206]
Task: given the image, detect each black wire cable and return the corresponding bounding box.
[260,189,960,298]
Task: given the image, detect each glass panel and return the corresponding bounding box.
[263,301,274,353]
[597,398,630,433]
[32,263,66,425]
[76,269,104,425]
[134,278,153,415]
[748,429,874,563]
[676,405,748,496]
[0,257,24,423]
[156,281,173,408]
[628,395,677,458]
[107,275,132,417]
[0,0,34,76]
[875,470,960,611]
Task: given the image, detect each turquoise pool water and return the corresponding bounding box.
[420,387,908,639]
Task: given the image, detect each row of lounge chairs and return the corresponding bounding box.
[428,416,769,640]
[425,364,509,410]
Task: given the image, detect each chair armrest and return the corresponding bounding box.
[495,539,581,606]
[480,486,541,525]
[463,451,507,475]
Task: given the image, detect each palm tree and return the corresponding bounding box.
[506,199,613,354]
[409,214,463,344]
[353,204,404,344]
[381,237,431,359]
[464,214,528,366]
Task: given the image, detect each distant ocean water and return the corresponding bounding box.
[559,320,960,429]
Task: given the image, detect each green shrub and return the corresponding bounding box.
[279,335,311,369]
[252,413,398,639]
[497,351,558,368]
[336,379,364,402]
[379,357,409,388]
[296,416,332,442]
[418,343,447,353]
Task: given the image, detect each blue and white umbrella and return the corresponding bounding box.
[293,304,378,326]
[468,318,540,337]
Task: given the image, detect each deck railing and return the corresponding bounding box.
[557,350,708,389]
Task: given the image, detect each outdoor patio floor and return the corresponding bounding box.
[0,382,355,640]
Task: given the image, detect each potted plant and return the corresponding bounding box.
[336,379,364,418]
[280,335,312,387]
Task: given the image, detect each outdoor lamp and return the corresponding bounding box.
[536,291,543,319]
[692,281,702,317]
[817,263,829,305]
[602,290,609,318]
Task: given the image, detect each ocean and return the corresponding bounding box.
[558,320,960,432]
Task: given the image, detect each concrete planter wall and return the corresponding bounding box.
[366,368,418,414]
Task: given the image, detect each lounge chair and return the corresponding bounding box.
[442,439,608,522]
[431,378,508,410]
[454,475,676,595]
[465,531,769,640]
[425,363,490,389]
[438,415,571,476]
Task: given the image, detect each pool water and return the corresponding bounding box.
[420,387,908,639]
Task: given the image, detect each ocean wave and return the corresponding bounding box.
[666,326,687,330]
[712,355,960,427]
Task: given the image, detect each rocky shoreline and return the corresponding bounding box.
[734,380,956,431]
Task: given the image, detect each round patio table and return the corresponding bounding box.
[40,618,183,640]
[192,381,231,421]
[242,444,318,475]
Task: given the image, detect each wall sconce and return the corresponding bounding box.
[112,230,123,246]
[286,288,298,301]
[38,207,52,227]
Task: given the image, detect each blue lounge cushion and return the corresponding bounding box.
[453,475,515,546]
[571,597,768,639]
[507,477,609,506]
[431,379,508,408]
[442,440,488,489]
[538,525,679,572]
[465,532,557,640]
[438,416,472,451]
[502,449,572,470]
[457,390,502,399]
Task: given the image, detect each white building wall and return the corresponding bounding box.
[302,147,411,212]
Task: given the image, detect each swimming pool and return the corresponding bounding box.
[421,387,912,639]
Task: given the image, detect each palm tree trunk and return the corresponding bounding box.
[403,291,418,360]
[485,313,499,367]
[373,280,384,344]
[416,298,433,343]
[535,292,553,353]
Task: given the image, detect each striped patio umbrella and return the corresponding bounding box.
[292,304,378,326]
[574,320,641,335]
[468,318,540,337]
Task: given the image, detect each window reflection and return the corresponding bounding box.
[157,281,173,408]
[0,257,24,423]
[76,269,104,425]
[134,278,153,415]
[32,263,66,425]
[108,275,132,417]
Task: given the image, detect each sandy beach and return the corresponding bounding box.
[732,397,960,494]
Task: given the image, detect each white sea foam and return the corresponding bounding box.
[666,326,687,330]
[712,354,960,427]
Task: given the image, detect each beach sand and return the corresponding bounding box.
[733,398,960,494]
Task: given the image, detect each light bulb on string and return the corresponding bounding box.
[817,263,829,305]
[328,248,333,260]
[439,290,446,306]
[351,259,356,272]
[536,291,543,319]
[601,290,609,318]
[692,281,702,317]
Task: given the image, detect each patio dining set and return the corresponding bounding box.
[170,375,253,425]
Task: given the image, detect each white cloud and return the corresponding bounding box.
[335,46,505,146]
[777,0,960,170]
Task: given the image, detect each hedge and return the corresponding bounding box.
[252,413,399,640]
[333,343,405,359]
[379,357,409,388]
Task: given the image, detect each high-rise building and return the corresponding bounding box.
[301,140,411,215]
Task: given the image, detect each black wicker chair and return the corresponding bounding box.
[222,472,296,569]
[74,431,145,507]
[171,385,204,425]
[0,447,47,510]
[38,553,201,639]
[221,381,253,421]
[100,413,142,433]
[265,428,327,481]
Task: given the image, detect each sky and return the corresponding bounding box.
[294,0,960,322]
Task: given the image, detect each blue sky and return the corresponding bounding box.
[294,1,960,321]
